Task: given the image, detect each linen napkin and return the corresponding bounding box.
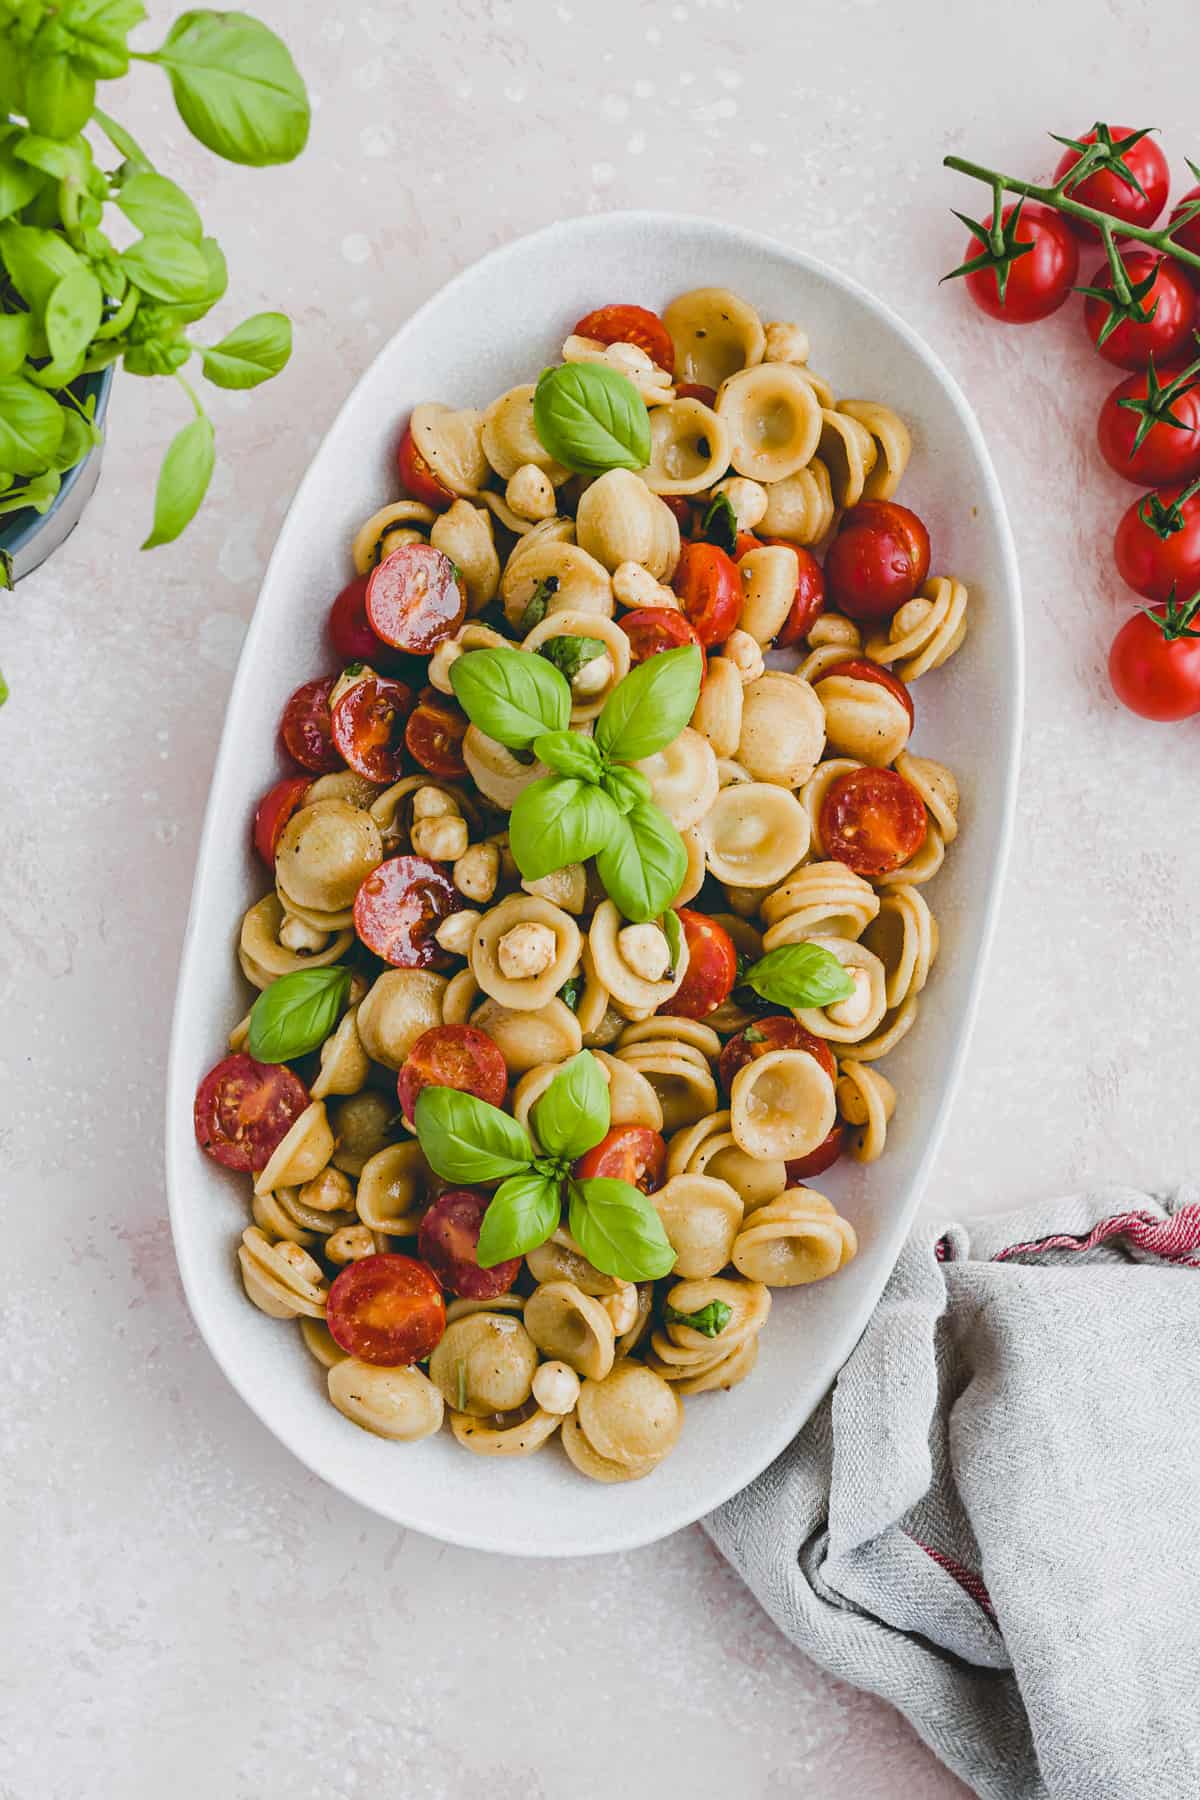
[704,1185,1200,1800]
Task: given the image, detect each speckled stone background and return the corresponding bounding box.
[4,3,1198,1795]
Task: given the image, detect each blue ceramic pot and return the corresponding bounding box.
[0,364,115,582]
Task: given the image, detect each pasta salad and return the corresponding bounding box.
[193,290,969,1482]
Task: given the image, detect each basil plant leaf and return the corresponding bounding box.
[450,645,570,748]
[0,312,33,377]
[116,169,203,242]
[0,146,45,222]
[200,311,292,389]
[120,232,212,302]
[247,965,350,1063]
[45,268,103,368]
[537,634,608,682]
[568,1177,676,1282]
[150,10,311,167]
[598,762,651,817]
[476,1172,561,1268]
[531,728,602,782]
[743,943,856,1009]
[532,362,651,475]
[142,410,214,548]
[531,1051,611,1160]
[0,376,66,475]
[594,645,703,763]
[509,777,618,883]
[594,799,687,925]
[24,53,95,140]
[0,221,85,312]
[663,1300,732,1339]
[413,1085,534,1185]
[518,577,554,632]
[701,490,738,556]
[0,468,60,517]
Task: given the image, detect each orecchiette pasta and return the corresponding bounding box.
[837,399,911,499]
[865,576,968,681]
[328,1360,444,1441]
[634,726,719,832]
[239,893,353,991]
[729,1048,837,1162]
[575,468,680,578]
[813,664,913,766]
[835,1061,897,1163]
[238,1227,328,1320]
[663,286,765,387]
[760,861,880,945]
[759,458,835,545]
[352,498,435,573]
[700,780,810,889]
[521,609,630,720]
[470,893,582,1011]
[430,499,500,614]
[717,362,823,484]
[652,1174,744,1278]
[817,406,879,509]
[642,396,732,495]
[481,384,570,482]
[732,1190,858,1288]
[737,671,826,787]
[498,538,613,630]
[409,401,490,496]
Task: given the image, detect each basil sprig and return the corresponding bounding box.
[412,1052,676,1282]
[533,362,651,474]
[448,644,703,923]
[663,1300,733,1338]
[247,965,351,1063]
[740,943,856,1010]
[538,633,607,681]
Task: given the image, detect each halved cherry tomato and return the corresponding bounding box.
[326,1253,446,1365]
[366,543,467,654]
[417,1190,521,1299]
[760,539,826,645]
[1098,364,1200,487]
[193,1053,309,1173]
[573,303,675,374]
[1114,482,1200,603]
[1168,186,1200,268]
[1108,597,1200,721]
[405,687,468,777]
[331,669,414,784]
[821,657,915,727]
[719,1017,836,1092]
[676,381,717,407]
[668,909,737,1020]
[573,1125,667,1194]
[1083,251,1196,371]
[1053,126,1169,239]
[820,767,927,877]
[279,675,342,774]
[619,606,705,669]
[327,573,406,670]
[353,855,460,967]
[397,1024,508,1125]
[671,540,741,646]
[824,500,931,623]
[733,531,763,560]
[786,1124,845,1181]
[662,495,695,532]
[961,204,1079,323]
[253,774,310,867]
[397,422,454,510]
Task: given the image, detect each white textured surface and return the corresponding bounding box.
[3,3,1196,1795]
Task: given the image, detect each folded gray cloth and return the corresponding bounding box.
[705,1185,1200,1800]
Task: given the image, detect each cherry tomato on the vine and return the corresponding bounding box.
[1098,362,1200,487]
[960,203,1079,324]
[1052,125,1169,238]
[1082,251,1196,371]
[1108,594,1200,721]
[1167,186,1200,269]
[1113,481,1200,604]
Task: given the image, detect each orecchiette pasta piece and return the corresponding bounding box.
[522,861,588,914]
[633,725,718,832]
[717,362,822,484]
[701,780,811,889]
[502,512,577,569]
[813,664,913,766]
[591,1049,665,1131]
[817,406,878,508]
[863,885,938,1009]
[666,1112,788,1215]
[865,577,968,682]
[470,893,582,1012]
[354,1140,430,1235]
[838,399,911,500]
[615,1038,718,1135]
[617,1015,721,1059]
[238,894,353,991]
[409,401,490,497]
[499,539,613,631]
[723,629,764,684]
[563,334,674,402]
[238,1227,328,1320]
[310,1004,370,1100]
[729,1048,837,1163]
[506,463,557,522]
[796,757,865,856]
[329,1090,398,1176]
[368,772,476,853]
[253,1101,335,1197]
[300,1316,346,1369]
[469,995,582,1073]
[875,823,945,888]
[524,1280,617,1381]
[356,970,447,1068]
[760,860,880,946]
[732,1188,858,1288]
[327,1359,444,1441]
[462,727,548,811]
[836,1061,897,1164]
[450,1405,562,1457]
[641,396,732,495]
[589,901,687,1015]
[793,936,887,1046]
[446,1292,526,1323]
[839,993,919,1062]
[807,613,861,652]
[559,1410,661,1483]
[759,459,835,545]
[575,468,680,579]
[652,1174,743,1279]
[430,500,500,614]
[441,967,480,1026]
[521,610,630,721]
[795,367,837,409]
[306,769,381,809]
[253,1180,356,1247]
[481,384,570,482]
[662,286,766,388]
[712,475,768,531]
[352,499,435,574]
[650,1275,771,1369]
[574,1360,683,1468]
[797,641,868,684]
[613,1283,655,1360]
[612,560,678,611]
[252,1188,318,1248]
[894,751,960,845]
[670,1333,760,1395]
[737,671,826,787]
[274,800,383,915]
[738,545,803,646]
[428,1313,539,1417]
[526,1229,624,1298]
[671,825,707,908]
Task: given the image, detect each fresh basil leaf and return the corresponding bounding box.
[0,313,33,377]
[125,236,224,329]
[509,776,618,882]
[538,634,607,682]
[142,410,214,548]
[48,408,99,473]
[702,490,738,556]
[93,106,152,165]
[0,145,46,220]
[568,1177,676,1282]
[413,1085,533,1185]
[0,468,60,516]
[594,799,687,924]
[518,576,555,633]
[533,362,651,475]
[531,1050,610,1159]
[476,1172,561,1267]
[23,54,95,140]
[116,169,203,242]
[743,943,856,1009]
[598,762,651,816]
[594,645,703,762]
[150,11,311,167]
[246,965,350,1063]
[12,132,91,183]
[200,310,291,389]
[449,645,570,748]
[44,268,102,368]
[121,232,211,302]
[661,907,684,977]
[558,972,584,1012]
[123,338,192,377]
[0,376,65,475]
[52,0,147,79]
[531,728,602,782]
[663,1300,732,1338]
[0,221,85,312]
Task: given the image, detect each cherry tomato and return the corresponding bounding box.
[820,657,915,727]
[193,1053,309,1173]
[326,1253,446,1365]
[1167,186,1200,267]
[353,855,460,967]
[1108,598,1200,721]
[417,1190,521,1299]
[786,1124,846,1182]
[819,767,928,877]
[1083,251,1196,371]
[733,531,762,560]
[405,687,468,777]
[1097,364,1200,487]
[573,1125,667,1194]
[671,541,741,647]
[667,909,737,1020]
[573,303,675,374]
[1114,482,1200,603]
[327,573,406,671]
[719,1017,836,1092]
[396,1024,508,1125]
[1053,126,1169,238]
[961,204,1079,323]
[330,670,413,784]
[824,500,931,623]
[366,543,467,654]
[619,606,705,668]
[676,381,717,406]
[760,540,826,645]
[279,675,342,774]
[662,495,695,532]
[397,422,454,510]
[253,774,310,867]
